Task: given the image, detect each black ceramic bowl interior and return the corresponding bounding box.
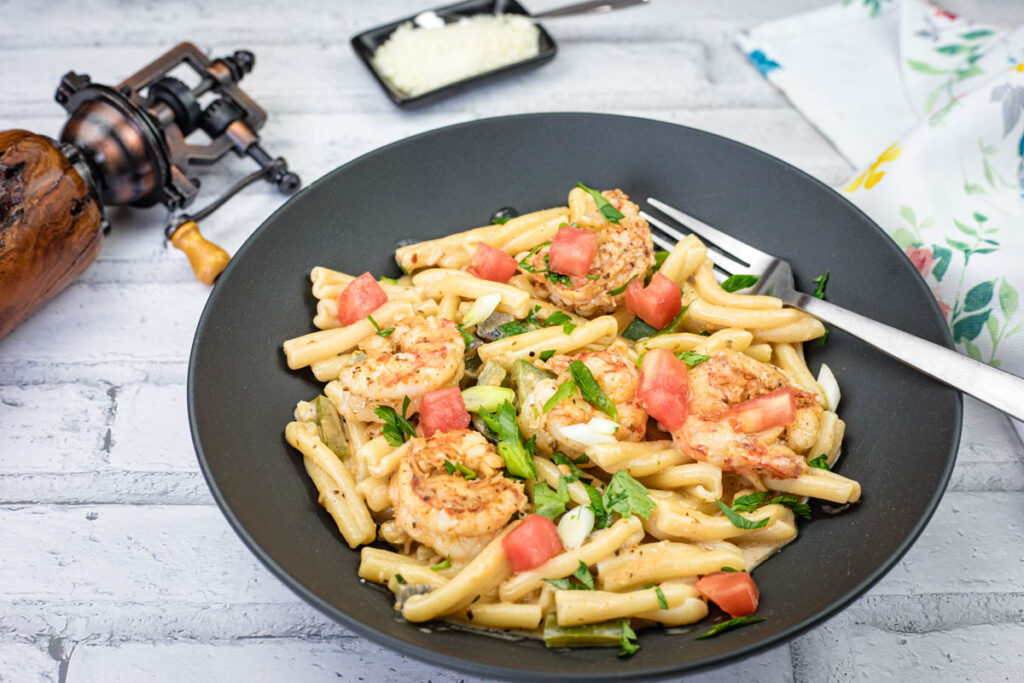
[189,113,961,680]
[351,0,557,107]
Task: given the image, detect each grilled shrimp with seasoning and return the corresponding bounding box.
[526,189,655,317]
[334,315,464,422]
[519,340,648,457]
[388,429,527,561]
[671,350,822,481]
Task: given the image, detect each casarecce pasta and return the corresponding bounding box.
[282,184,860,655]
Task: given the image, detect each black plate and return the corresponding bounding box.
[351,0,557,107]
[189,113,961,680]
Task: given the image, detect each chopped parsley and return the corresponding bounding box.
[543,378,577,414]
[577,182,624,224]
[543,560,595,591]
[654,250,670,269]
[732,492,811,520]
[517,242,550,274]
[431,557,451,571]
[478,400,535,479]
[622,317,659,341]
[375,397,416,447]
[367,315,395,337]
[456,324,474,347]
[676,350,710,367]
[618,621,640,657]
[720,566,740,573]
[716,499,769,530]
[655,586,668,610]
[497,320,531,338]
[539,349,556,361]
[808,454,831,470]
[720,274,760,293]
[694,616,767,640]
[609,274,638,296]
[603,470,656,520]
[443,459,478,479]
[812,271,829,299]
[533,478,570,520]
[544,311,577,334]
[816,327,830,346]
[379,276,397,285]
[568,360,617,420]
[552,452,591,484]
[543,254,572,285]
[394,573,406,585]
[491,216,512,224]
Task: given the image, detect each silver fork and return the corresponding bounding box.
[642,197,1024,422]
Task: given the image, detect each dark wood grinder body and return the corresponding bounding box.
[0,130,103,339]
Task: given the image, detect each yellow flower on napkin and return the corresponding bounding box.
[844,142,903,192]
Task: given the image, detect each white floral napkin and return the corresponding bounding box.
[737,0,1024,439]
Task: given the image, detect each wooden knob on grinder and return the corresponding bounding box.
[169,220,230,285]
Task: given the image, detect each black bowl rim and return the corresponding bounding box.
[349,0,557,107]
[189,112,962,680]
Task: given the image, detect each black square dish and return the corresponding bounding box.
[351,0,557,107]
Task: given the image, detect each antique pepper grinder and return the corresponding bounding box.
[0,42,300,339]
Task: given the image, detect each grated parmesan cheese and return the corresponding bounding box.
[371,13,541,98]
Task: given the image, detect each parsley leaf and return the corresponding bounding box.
[367,315,395,338]
[654,250,670,269]
[609,274,638,296]
[635,350,647,371]
[812,271,829,299]
[517,242,550,273]
[431,557,451,571]
[568,360,617,420]
[733,492,813,519]
[539,349,556,361]
[622,317,659,341]
[478,400,535,479]
[585,482,611,529]
[375,402,417,447]
[543,311,577,334]
[716,499,769,530]
[720,566,740,573]
[577,182,624,224]
[586,274,601,279]
[552,452,591,484]
[816,327,830,346]
[720,274,760,293]
[618,621,640,657]
[456,324,474,346]
[543,560,595,591]
[694,616,766,640]
[394,573,405,584]
[676,350,710,367]
[491,216,512,224]
[655,586,668,610]
[523,305,542,327]
[808,454,831,470]
[444,459,477,479]
[534,479,570,520]
[543,378,577,414]
[379,276,397,285]
[602,470,656,520]
[497,320,531,338]
[543,254,572,285]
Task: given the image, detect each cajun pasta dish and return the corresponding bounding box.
[281,184,860,655]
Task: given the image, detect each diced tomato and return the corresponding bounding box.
[548,225,598,277]
[695,571,760,618]
[419,387,471,437]
[725,387,796,432]
[502,514,564,573]
[337,272,388,326]
[469,243,518,284]
[625,273,682,329]
[637,349,689,430]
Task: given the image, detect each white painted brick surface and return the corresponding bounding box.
[2,1,1023,681]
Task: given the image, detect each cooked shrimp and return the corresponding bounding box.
[335,316,464,422]
[388,429,527,561]
[527,190,655,317]
[672,350,822,481]
[520,340,647,457]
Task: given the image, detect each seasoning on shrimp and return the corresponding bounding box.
[335,316,465,422]
[388,429,527,561]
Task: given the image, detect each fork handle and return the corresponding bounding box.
[796,294,1024,422]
